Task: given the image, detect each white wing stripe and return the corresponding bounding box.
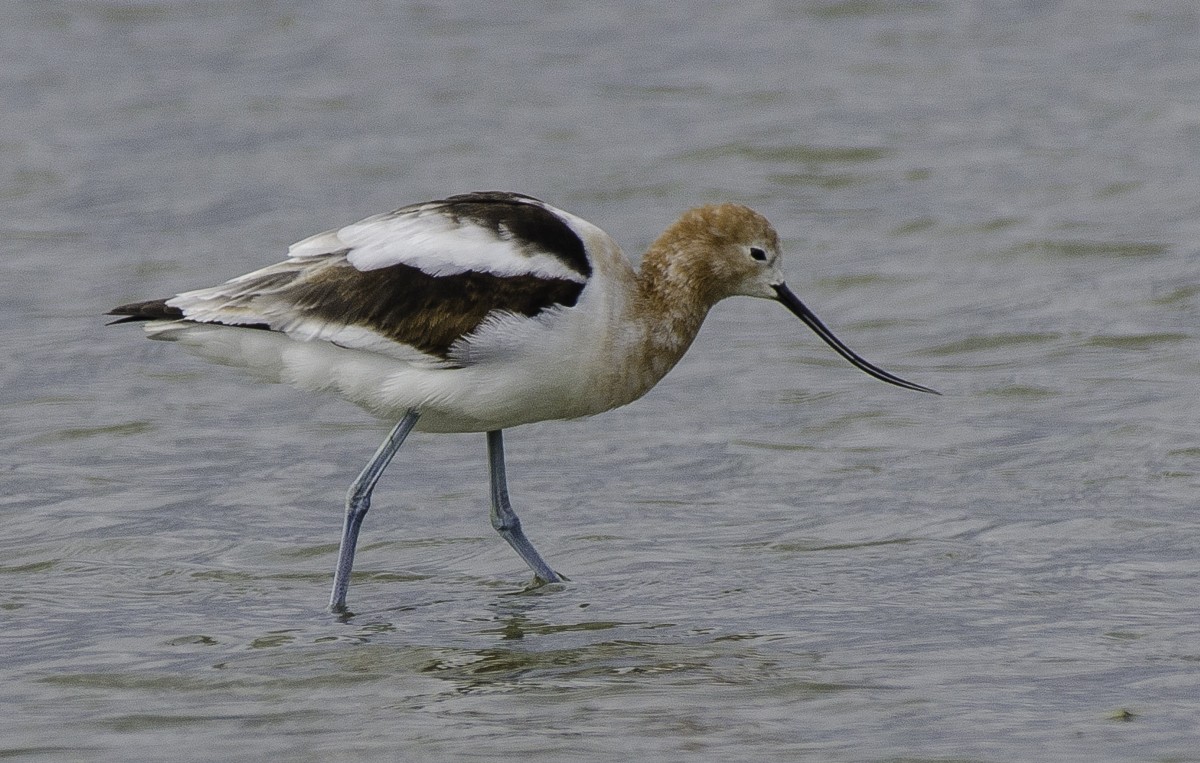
[287,208,588,284]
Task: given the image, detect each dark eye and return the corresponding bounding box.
[750,247,768,262]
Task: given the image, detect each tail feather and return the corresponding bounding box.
[107,298,273,332]
[107,299,184,325]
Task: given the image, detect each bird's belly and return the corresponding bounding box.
[407,303,652,432]
[146,318,646,434]
[407,345,635,433]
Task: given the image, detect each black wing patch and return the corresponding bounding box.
[280,260,584,358]
[414,192,592,278]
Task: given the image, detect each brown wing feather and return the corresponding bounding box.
[283,262,583,358]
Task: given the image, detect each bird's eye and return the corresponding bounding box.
[749,247,768,262]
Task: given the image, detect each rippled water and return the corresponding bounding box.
[4,2,1199,760]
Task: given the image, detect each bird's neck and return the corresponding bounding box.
[629,239,720,384]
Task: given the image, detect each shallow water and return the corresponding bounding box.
[4,2,1199,760]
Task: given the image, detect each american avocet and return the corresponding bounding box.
[110,191,937,612]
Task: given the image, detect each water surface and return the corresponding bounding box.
[3,2,1199,760]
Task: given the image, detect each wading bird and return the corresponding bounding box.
[110,191,937,612]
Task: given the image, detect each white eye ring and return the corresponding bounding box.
[749,247,768,262]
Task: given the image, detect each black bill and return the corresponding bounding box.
[774,283,939,395]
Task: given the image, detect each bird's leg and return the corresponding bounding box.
[329,409,421,613]
[486,429,563,584]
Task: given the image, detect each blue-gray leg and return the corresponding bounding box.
[329,409,421,612]
[486,429,563,584]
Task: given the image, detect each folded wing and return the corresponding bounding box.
[109,192,591,365]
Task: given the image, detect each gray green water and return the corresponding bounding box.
[3,2,1199,760]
